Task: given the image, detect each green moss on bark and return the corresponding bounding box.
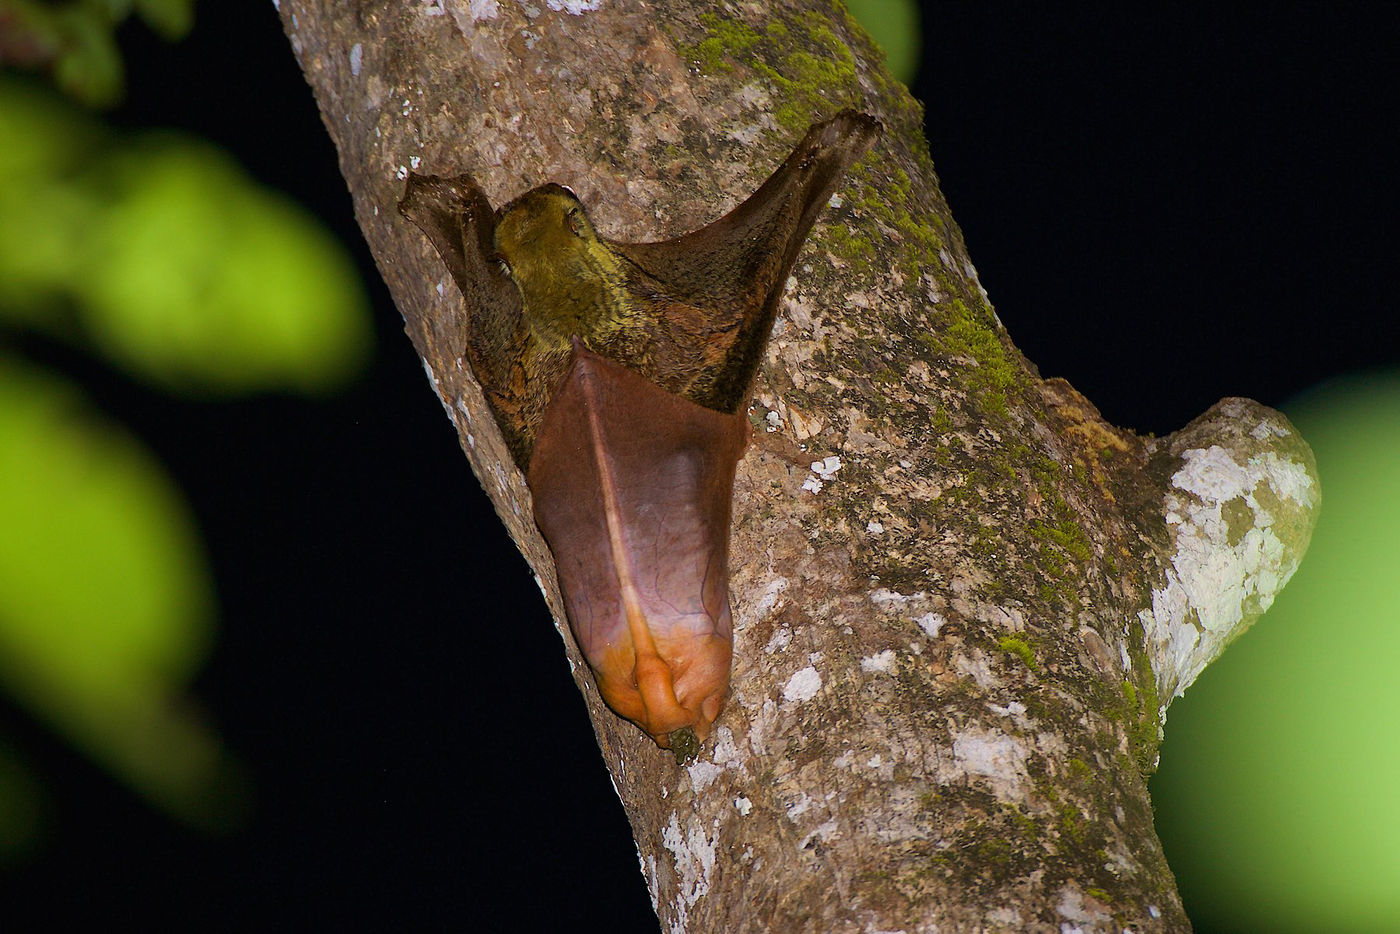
[677,14,761,73]
[678,10,863,132]
[996,635,1038,672]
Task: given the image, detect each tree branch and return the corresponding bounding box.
[280,2,1318,930]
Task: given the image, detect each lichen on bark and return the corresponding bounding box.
[1139,399,1318,704]
[280,1,1319,931]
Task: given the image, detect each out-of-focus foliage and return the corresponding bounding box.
[0,79,371,394]
[1152,372,1400,933]
[0,358,242,826]
[0,68,369,834]
[845,0,920,84]
[0,0,191,106]
[0,0,192,107]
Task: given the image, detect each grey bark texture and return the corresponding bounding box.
[279,2,1320,931]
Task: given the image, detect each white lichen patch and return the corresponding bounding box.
[785,792,813,819]
[640,850,658,910]
[947,728,1031,801]
[662,812,717,918]
[811,455,843,479]
[710,726,743,766]
[545,0,601,13]
[348,43,363,76]
[916,612,945,638]
[953,650,1002,692]
[749,577,790,623]
[796,819,839,852]
[869,589,948,644]
[1140,400,1319,705]
[734,796,753,816]
[860,650,897,673]
[987,700,1031,730]
[986,907,1024,928]
[420,358,441,393]
[869,589,924,609]
[764,626,792,655]
[782,666,822,704]
[685,759,726,793]
[1055,885,1112,930]
[688,726,745,792]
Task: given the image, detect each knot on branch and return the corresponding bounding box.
[1140,397,1320,705]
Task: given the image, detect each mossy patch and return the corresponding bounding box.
[938,299,1018,419]
[1003,804,1042,842]
[996,635,1038,673]
[821,221,877,264]
[1028,508,1093,606]
[1056,802,1089,848]
[1085,886,1113,905]
[821,161,948,281]
[1016,468,1096,609]
[678,14,762,74]
[1066,757,1094,786]
[758,14,863,133]
[679,11,862,133]
[1121,679,1138,708]
[1115,619,1164,775]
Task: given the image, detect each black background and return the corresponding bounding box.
[2,5,1393,931]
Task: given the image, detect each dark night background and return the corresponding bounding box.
[1,5,1393,931]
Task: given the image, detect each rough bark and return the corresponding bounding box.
[279,2,1319,931]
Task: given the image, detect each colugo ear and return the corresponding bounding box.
[398,173,534,462]
[527,340,748,754]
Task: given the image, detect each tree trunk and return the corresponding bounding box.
[279,2,1319,930]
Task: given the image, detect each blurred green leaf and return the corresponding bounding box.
[0,357,239,823]
[80,137,372,394]
[846,0,921,84]
[0,1,63,68]
[0,0,192,106]
[0,83,99,322]
[0,77,98,177]
[0,78,372,395]
[1152,372,1400,932]
[51,3,125,107]
[133,0,192,41]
